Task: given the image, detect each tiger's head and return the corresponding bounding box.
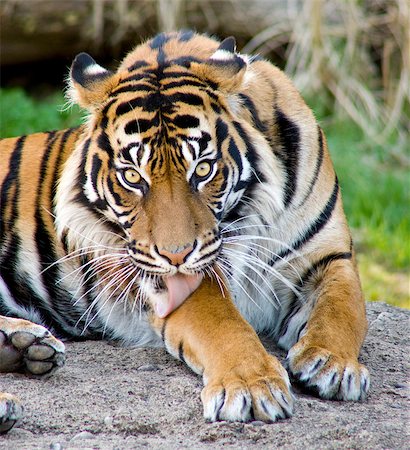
[59,32,267,315]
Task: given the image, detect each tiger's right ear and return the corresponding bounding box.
[68,53,117,110]
[191,37,248,93]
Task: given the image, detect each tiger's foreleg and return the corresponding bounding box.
[286,259,370,401]
[150,276,293,423]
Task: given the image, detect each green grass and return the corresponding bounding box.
[0,87,82,137]
[0,87,408,307]
[314,112,409,308]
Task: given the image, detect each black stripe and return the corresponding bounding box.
[157,47,166,66]
[150,32,170,49]
[118,92,167,115]
[127,60,149,72]
[0,235,72,338]
[215,118,228,157]
[161,320,167,341]
[124,115,160,134]
[107,175,123,206]
[74,138,91,207]
[97,131,114,157]
[111,83,155,97]
[120,143,139,163]
[120,72,155,84]
[51,128,76,205]
[99,99,116,129]
[270,177,340,265]
[162,70,220,92]
[238,93,268,133]
[223,120,265,221]
[227,137,247,192]
[34,132,74,337]
[178,341,186,364]
[116,96,150,116]
[193,243,221,265]
[178,29,195,42]
[161,70,204,81]
[0,136,26,240]
[0,134,71,336]
[168,93,204,107]
[277,251,352,338]
[300,126,324,206]
[300,251,352,287]
[275,109,300,208]
[90,153,103,197]
[210,101,222,114]
[161,79,207,90]
[172,115,200,129]
[231,121,263,179]
[228,136,243,170]
[197,132,212,153]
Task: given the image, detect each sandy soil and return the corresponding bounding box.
[1,302,409,450]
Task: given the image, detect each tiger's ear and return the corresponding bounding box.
[68,53,117,110]
[192,37,248,93]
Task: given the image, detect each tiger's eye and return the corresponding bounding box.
[123,169,141,185]
[195,161,212,178]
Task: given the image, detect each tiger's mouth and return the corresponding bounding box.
[147,272,204,318]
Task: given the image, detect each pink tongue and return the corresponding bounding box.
[154,273,203,318]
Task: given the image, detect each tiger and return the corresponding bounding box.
[0,30,369,433]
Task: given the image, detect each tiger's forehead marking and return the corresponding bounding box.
[114,108,214,163]
[127,143,151,168]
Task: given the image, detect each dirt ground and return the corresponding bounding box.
[1,301,409,450]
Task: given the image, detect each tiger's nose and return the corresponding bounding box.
[156,244,194,266]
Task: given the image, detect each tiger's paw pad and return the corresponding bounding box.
[0,317,65,376]
[0,393,24,434]
[287,344,370,401]
[201,364,293,423]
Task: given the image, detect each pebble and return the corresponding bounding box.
[71,431,94,440]
[50,443,63,450]
[137,364,160,371]
[250,421,266,427]
[10,428,34,438]
[104,415,113,427]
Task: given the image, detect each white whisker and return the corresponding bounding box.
[80,265,136,333]
[219,249,281,308]
[216,258,263,312]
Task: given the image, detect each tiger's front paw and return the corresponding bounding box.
[287,342,370,401]
[201,356,293,423]
[0,316,65,376]
[0,393,24,434]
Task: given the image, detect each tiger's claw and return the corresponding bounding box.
[287,342,370,401]
[201,356,293,422]
[0,393,24,434]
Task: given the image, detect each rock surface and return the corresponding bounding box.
[1,302,409,449]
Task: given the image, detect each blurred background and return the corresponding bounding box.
[1,0,409,307]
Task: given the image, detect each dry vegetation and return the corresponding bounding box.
[103,0,410,157]
[1,0,408,155]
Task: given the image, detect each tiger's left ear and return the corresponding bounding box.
[68,53,118,110]
[192,37,248,93]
